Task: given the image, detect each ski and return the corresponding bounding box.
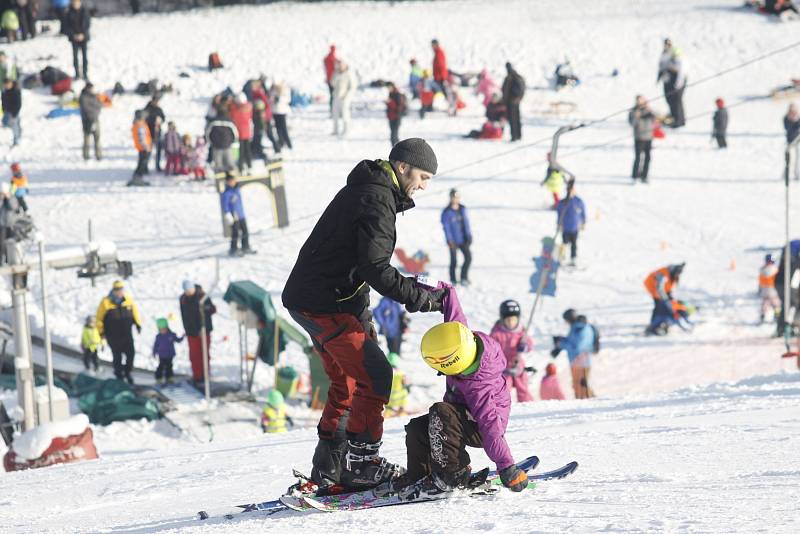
[301,455,547,512]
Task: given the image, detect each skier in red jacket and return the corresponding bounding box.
[431,39,456,115]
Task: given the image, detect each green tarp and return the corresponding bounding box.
[76,377,161,426]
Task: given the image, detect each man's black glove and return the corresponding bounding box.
[499,465,528,492]
[406,288,447,313]
[136,324,142,334]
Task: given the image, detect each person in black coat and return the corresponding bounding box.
[712,98,728,149]
[1,79,21,146]
[282,138,445,490]
[16,0,37,40]
[502,62,525,142]
[179,281,217,383]
[63,0,91,80]
[144,95,166,172]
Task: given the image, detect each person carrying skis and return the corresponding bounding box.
[551,308,595,399]
[490,299,534,402]
[282,138,444,491]
[759,254,781,324]
[556,186,586,267]
[644,263,685,334]
[380,284,529,500]
[374,295,408,355]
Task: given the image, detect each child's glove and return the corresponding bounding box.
[499,465,528,492]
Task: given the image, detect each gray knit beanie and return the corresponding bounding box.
[389,138,438,175]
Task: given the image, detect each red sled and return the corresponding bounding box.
[3,427,98,472]
[781,352,800,358]
[51,77,72,96]
[653,124,666,139]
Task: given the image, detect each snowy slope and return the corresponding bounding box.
[0,0,799,530]
[2,372,799,533]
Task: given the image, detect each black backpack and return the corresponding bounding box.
[590,324,600,354]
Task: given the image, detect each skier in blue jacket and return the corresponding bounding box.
[221,173,255,256]
[551,308,595,399]
[556,187,586,267]
[373,296,408,355]
[441,188,473,285]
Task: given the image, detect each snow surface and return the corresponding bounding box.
[0,0,799,531]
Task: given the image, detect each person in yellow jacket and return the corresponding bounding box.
[386,352,410,415]
[261,389,293,434]
[96,280,142,384]
[9,162,28,212]
[81,315,103,372]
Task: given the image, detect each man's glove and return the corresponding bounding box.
[136,324,142,334]
[406,288,446,313]
[499,465,528,492]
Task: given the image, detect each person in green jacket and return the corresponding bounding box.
[81,315,103,372]
[1,9,19,43]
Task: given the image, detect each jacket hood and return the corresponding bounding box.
[346,159,415,213]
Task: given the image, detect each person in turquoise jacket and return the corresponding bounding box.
[551,308,595,399]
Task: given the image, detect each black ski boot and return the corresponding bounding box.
[339,440,405,490]
[310,437,348,487]
[393,467,471,501]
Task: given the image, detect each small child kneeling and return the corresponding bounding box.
[383,284,529,499]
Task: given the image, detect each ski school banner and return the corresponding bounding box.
[530,237,559,297]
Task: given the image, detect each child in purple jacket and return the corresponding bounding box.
[384,284,528,499]
[152,317,184,385]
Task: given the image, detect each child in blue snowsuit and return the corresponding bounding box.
[551,309,595,399]
[373,296,409,355]
[152,318,184,384]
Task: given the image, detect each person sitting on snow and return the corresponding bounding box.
[377,284,529,500]
[554,58,580,89]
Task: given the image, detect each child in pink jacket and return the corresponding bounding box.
[540,363,566,400]
[489,299,534,402]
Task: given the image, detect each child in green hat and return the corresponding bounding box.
[152,317,184,385]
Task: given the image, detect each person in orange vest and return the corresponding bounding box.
[644,263,684,335]
[758,254,781,324]
[129,109,152,187]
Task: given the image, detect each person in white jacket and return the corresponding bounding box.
[331,60,357,137]
[271,81,293,151]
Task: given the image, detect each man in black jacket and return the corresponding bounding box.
[283,138,444,490]
[502,62,525,142]
[180,281,217,384]
[63,0,91,80]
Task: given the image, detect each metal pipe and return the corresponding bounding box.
[783,136,800,346]
[38,240,55,423]
[9,243,35,431]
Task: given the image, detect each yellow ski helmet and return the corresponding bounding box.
[420,322,477,375]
